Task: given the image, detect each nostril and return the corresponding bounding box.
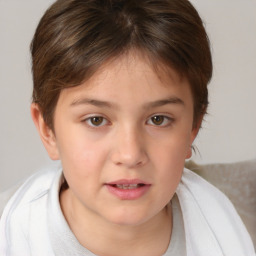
[135,161,143,167]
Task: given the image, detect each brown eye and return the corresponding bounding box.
[151,115,164,125]
[147,115,173,127]
[88,116,104,126]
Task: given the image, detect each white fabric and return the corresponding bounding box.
[185,159,256,247]
[177,169,255,256]
[0,167,254,256]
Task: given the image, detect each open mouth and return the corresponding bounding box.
[105,179,150,199]
[110,184,145,190]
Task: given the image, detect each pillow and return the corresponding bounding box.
[185,159,256,247]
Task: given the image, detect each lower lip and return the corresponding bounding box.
[105,185,151,200]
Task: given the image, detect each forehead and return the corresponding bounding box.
[57,52,192,106]
[95,52,186,86]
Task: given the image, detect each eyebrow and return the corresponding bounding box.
[70,98,116,108]
[143,97,185,109]
[70,96,184,109]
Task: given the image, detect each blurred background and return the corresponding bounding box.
[0,0,256,191]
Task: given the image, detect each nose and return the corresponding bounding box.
[111,127,148,168]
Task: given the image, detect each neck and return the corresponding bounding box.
[60,189,172,256]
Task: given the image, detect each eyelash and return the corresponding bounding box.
[146,115,174,127]
[82,116,110,127]
[82,114,174,128]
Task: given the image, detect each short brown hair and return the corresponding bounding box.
[31,0,212,130]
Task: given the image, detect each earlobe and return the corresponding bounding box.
[186,117,203,159]
[186,145,192,159]
[30,103,60,160]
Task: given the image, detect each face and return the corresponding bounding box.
[39,53,199,227]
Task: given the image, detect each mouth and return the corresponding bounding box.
[105,179,151,200]
[110,183,146,190]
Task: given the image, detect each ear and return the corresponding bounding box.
[186,116,203,159]
[30,103,60,160]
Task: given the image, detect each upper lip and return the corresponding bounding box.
[105,179,150,185]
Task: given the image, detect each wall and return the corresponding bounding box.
[191,0,256,163]
[0,0,256,191]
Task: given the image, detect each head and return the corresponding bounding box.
[31,0,212,132]
[30,0,212,228]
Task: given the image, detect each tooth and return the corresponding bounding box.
[115,184,139,189]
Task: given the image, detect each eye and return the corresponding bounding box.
[147,115,173,127]
[84,116,108,127]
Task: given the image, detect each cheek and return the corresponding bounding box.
[57,133,110,178]
[59,141,108,198]
[150,131,191,183]
[155,147,185,182]
[153,132,191,161]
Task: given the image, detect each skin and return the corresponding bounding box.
[31,52,201,256]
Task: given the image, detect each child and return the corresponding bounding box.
[0,0,255,255]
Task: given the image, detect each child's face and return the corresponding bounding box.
[45,53,198,226]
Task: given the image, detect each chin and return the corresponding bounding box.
[103,207,158,227]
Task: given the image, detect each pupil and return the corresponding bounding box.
[152,116,163,125]
[91,117,103,125]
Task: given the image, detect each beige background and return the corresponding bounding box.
[0,0,256,191]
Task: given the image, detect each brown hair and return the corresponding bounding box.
[31,0,212,130]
